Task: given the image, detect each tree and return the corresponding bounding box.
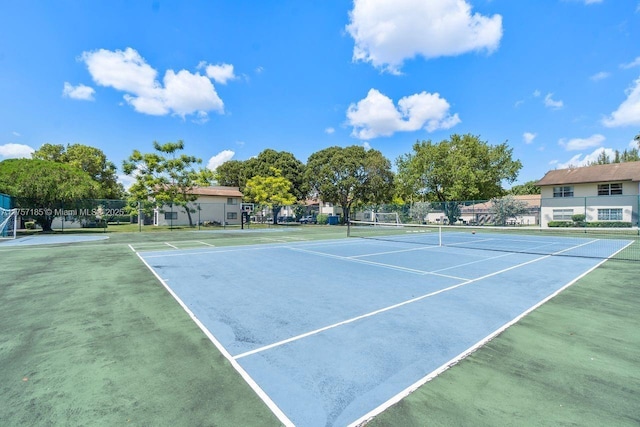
[0,159,99,231]
[122,141,213,227]
[508,180,541,195]
[306,146,395,224]
[489,195,530,226]
[216,149,308,201]
[215,160,249,188]
[244,168,296,224]
[32,143,123,199]
[396,134,522,202]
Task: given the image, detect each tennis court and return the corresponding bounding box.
[131,227,633,426]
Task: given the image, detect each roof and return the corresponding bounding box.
[190,186,243,197]
[536,161,640,186]
[460,195,541,212]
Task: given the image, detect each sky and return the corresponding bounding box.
[1,0,639,190]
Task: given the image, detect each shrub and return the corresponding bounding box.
[316,214,328,225]
[586,221,632,228]
[571,214,586,222]
[25,221,36,229]
[548,221,573,227]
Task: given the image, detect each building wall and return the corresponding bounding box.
[154,195,243,226]
[539,182,639,226]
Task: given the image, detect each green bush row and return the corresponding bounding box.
[548,221,573,227]
[548,221,632,228]
[585,221,632,228]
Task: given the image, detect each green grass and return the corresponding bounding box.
[1,228,639,426]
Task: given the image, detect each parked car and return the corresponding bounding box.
[298,215,316,224]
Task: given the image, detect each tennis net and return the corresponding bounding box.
[347,220,640,261]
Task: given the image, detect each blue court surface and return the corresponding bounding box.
[133,234,629,426]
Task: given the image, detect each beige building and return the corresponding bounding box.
[536,162,640,227]
[153,186,243,227]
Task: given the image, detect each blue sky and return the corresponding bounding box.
[1,0,639,189]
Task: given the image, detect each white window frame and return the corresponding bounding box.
[227,198,239,205]
[552,209,573,221]
[597,208,622,221]
[597,183,623,196]
[227,212,238,220]
[164,211,178,220]
[553,186,574,198]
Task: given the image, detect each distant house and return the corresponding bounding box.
[424,195,541,225]
[153,186,243,227]
[536,161,640,227]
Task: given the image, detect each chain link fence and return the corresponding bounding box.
[352,194,640,229]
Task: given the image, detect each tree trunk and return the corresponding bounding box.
[272,206,280,225]
[184,208,194,227]
[37,216,54,232]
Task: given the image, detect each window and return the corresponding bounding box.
[227,198,238,205]
[227,212,238,220]
[553,186,573,197]
[597,183,623,196]
[164,212,177,220]
[552,209,573,221]
[597,208,622,221]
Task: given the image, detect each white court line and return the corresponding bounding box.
[198,241,215,247]
[286,246,468,280]
[132,250,295,427]
[164,242,179,249]
[236,238,602,361]
[233,245,573,360]
[349,238,617,427]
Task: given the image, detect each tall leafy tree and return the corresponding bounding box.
[122,141,213,227]
[306,146,395,224]
[0,159,99,231]
[244,168,296,224]
[508,180,541,195]
[215,160,249,188]
[216,149,307,200]
[396,134,522,202]
[32,143,123,199]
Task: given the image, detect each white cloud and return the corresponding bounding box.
[117,173,137,191]
[555,147,614,169]
[590,71,610,82]
[12,131,20,137]
[523,132,537,144]
[0,143,35,159]
[325,127,335,135]
[347,88,460,139]
[533,90,541,97]
[544,93,564,109]
[602,77,640,127]
[207,150,235,170]
[81,47,224,119]
[346,0,502,74]
[621,56,640,69]
[559,134,605,151]
[363,142,372,151]
[62,82,95,100]
[203,63,236,84]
